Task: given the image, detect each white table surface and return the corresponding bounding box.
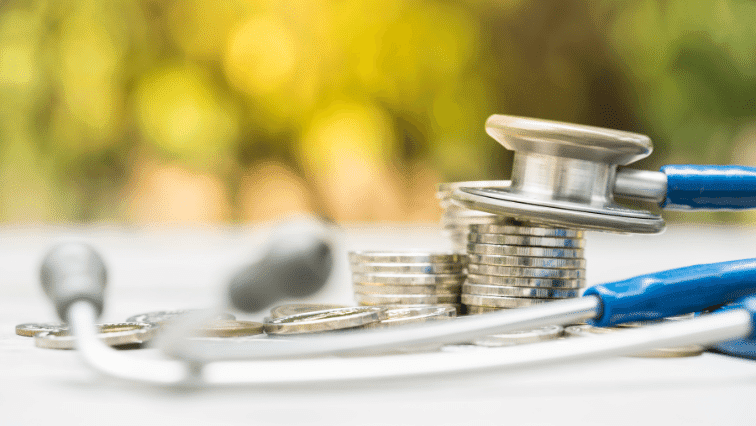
[2,223,756,425]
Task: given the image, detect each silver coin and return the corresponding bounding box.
[263,306,387,335]
[461,294,552,308]
[352,272,466,285]
[467,233,585,248]
[354,283,461,295]
[474,325,564,347]
[270,303,348,319]
[466,273,585,289]
[563,325,705,358]
[365,306,456,328]
[350,262,466,274]
[15,322,67,337]
[126,310,235,325]
[469,253,586,269]
[462,283,579,299]
[469,223,583,238]
[356,293,460,305]
[34,322,158,350]
[467,263,584,279]
[467,242,584,258]
[349,251,466,264]
[465,305,507,314]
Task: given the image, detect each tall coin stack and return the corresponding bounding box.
[461,220,587,314]
[437,181,509,253]
[349,251,467,313]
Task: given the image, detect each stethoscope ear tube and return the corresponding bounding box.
[584,258,756,327]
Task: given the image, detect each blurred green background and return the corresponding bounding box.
[2,0,756,224]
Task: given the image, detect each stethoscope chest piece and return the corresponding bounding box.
[453,115,665,233]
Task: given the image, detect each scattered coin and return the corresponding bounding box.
[264,306,387,335]
[126,310,235,325]
[270,303,348,319]
[15,322,68,337]
[474,325,564,347]
[34,322,158,350]
[365,306,456,328]
[564,325,705,358]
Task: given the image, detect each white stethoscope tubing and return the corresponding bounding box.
[68,301,753,386]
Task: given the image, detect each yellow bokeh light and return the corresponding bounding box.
[223,15,298,96]
[133,65,240,163]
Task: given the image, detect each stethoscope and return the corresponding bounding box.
[37,116,756,387]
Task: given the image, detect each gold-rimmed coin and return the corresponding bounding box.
[15,322,67,337]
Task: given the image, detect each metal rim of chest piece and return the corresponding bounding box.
[451,115,665,234]
[34,322,158,350]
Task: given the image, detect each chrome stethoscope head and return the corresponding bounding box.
[452,115,665,234]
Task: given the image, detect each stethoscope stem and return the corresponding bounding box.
[67,299,753,386]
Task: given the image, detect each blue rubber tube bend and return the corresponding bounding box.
[661,164,756,210]
[584,258,756,327]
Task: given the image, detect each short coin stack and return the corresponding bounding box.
[461,220,587,313]
[349,251,467,313]
[437,181,509,252]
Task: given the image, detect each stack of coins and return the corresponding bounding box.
[461,220,586,313]
[349,251,467,312]
[437,181,509,252]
